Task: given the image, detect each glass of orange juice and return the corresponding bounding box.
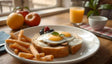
[70,1,85,26]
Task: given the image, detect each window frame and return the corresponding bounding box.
[0,0,62,17]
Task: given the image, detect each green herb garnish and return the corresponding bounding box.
[52,32,65,37]
[52,32,59,36]
[59,34,65,37]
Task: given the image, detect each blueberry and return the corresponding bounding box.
[46,29,54,33]
[49,29,54,32]
[39,28,44,35]
[39,30,44,35]
[41,28,44,31]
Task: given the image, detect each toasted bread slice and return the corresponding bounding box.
[32,34,69,58]
[69,34,82,54]
[32,33,82,58]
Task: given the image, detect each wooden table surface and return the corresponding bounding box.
[0,12,112,64]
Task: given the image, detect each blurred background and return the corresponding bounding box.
[0,0,57,13]
[0,0,112,18]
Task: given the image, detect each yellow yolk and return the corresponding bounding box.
[61,32,71,37]
[49,35,63,41]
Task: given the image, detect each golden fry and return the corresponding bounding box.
[10,33,18,39]
[14,49,19,54]
[8,30,54,61]
[9,44,14,48]
[40,57,47,61]
[31,58,41,61]
[40,55,54,61]
[40,53,45,57]
[18,30,24,41]
[29,44,40,59]
[18,52,34,59]
[10,43,30,53]
[6,39,30,48]
[22,35,31,42]
[10,33,26,42]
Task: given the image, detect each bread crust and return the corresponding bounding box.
[32,41,69,58]
[70,34,82,54]
[70,43,82,54]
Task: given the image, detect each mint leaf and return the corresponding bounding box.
[52,32,59,36]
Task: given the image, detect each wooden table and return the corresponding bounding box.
[0,12,112,64]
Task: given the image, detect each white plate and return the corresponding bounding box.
[5,25,100,64]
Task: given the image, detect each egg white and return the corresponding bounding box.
[37,32,77,44]
[69,39,82,46]
[64,36,75,42]
[37,33,66,44]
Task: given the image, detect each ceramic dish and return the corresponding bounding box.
[5,25,100,64]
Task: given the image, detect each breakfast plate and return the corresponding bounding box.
[5,25,100,64]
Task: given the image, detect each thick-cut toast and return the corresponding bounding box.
[32,40,69,58]
[32,33,82,58]
[69,34,82,54]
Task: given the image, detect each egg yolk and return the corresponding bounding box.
[61,32,71,37]
[49,35,63,41]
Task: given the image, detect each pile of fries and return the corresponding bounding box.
[6,30,54,61]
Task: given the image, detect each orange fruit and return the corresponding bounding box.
[7,13,24,30]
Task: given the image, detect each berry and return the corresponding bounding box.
[41,28,44,31]
[39,28,44,35]
[49,29,54,32]
[44,26,50,32]
[39,30,44,35]
[46,29,54,33]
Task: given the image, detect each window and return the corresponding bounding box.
[0,0,13,13]
[0,0,61,15]
[29,0,57,10]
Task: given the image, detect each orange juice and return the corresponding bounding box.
[70,7,84,23]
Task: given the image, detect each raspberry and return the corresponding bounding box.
[44,26,50,32]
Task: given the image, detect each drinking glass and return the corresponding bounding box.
[70,0,85,27]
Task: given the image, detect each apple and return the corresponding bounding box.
[25,12,41,26]
[17,10,29,18]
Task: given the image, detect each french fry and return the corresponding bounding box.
[18,30,24,41]
[9,44,14,48]
[8,30,54,61]
[40,55,54,61]
[30,53,53,61]
[44,55,54,61]
[10,33,27,42]
[10,43,30,53]
[32,58,41,61]
[40,57,47,61]
[10,33,18,39]
[14,49,19,54]
[29,44,40,59]
[18,52,34,59]
[6,39,30,48]
[40,53,45,57]
[22,35,31,42]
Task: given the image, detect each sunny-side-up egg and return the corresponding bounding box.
[60,32,75,41]
[37,32,66,44]
[37,31,75,44]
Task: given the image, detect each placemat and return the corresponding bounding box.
[80,24,112,40]
[0,31,10,52]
